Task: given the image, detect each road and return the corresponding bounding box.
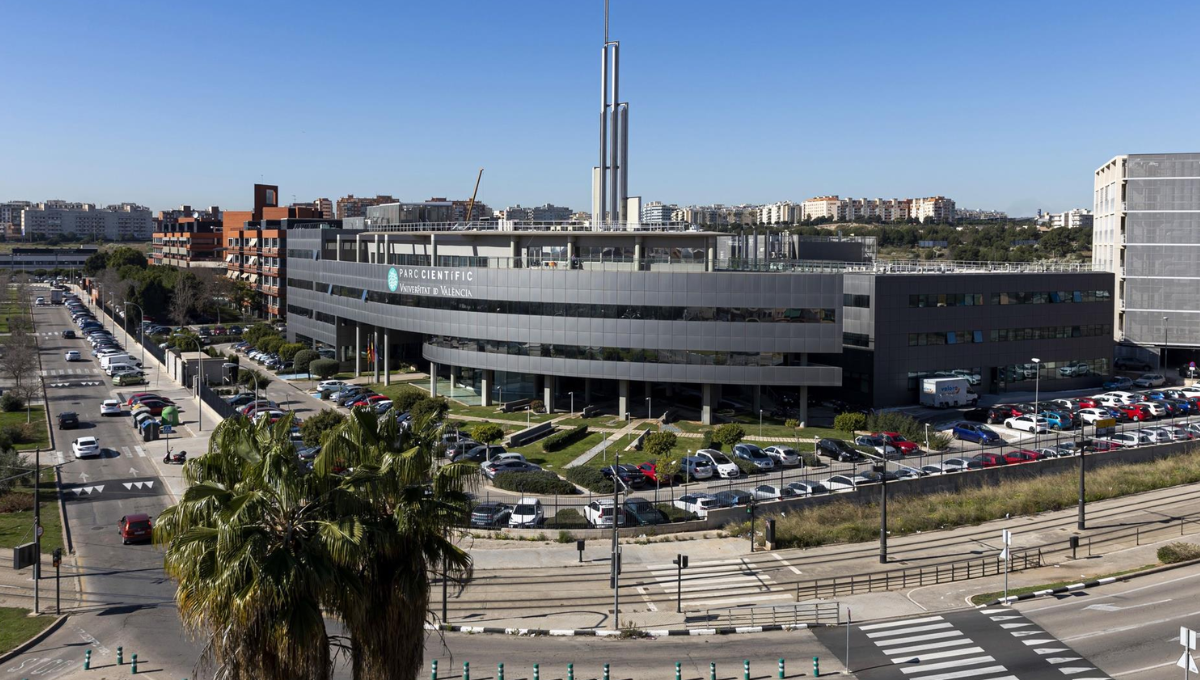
[2,287,204,678]
[1019,563,1200,679]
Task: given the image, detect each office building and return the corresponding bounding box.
[1050,208,1093,229]
[336,194,398,220]
[151,217,223,268]
[502,204,573,222]
[0,247,97,272]
[1095,153,1200,366]
[641,201,675,224]
[21,202,153,240]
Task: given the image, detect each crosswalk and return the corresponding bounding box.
[849,611,1110,680]
[40,368,102,376]
[120,445,148,459]
[642,557,789,608]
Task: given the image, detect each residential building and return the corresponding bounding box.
[21,202,153,240]
[757,201,801,225]
[799,195,954,223]
[290,198,335,219]
[678,204,760,227]
[642,201,675,224]
[910,196,956,223]
[801,196,845,221]
[1095,153,1200,367]
[1050,208,1093,229]
[336,194,397,219]
[502,204,573,222]
[155,205,222,233]
[0,201,32,235]
[151,217,223,268]
[957,208,1008,221]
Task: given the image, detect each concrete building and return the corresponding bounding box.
[911,196,956,223]
[151,217,223,268]
[0,201,32,235]
[155,205,222,233]
[1050,208,1094,229]
[336,194,397,220]
[957,208,1008,221]
[1095,153,1200,367]
[641,201,675,224]
[0,247,97,272]
[20,202,154,240]
[800,195,954,223]
[801,196,845,221]
[502,204,573,222]
[757,201,802,225]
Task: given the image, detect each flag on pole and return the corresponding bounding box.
[367,337,375,364]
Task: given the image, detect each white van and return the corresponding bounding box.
[100,354,137,373]
[104,360,138,376]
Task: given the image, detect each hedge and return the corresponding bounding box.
[542,424,589,453]
[547,508,587,528]
[657,504,697,522]
[1159,542,1200,564]
[732,457,760,476]
[492,470,577,495]
[700,429,718,451]
[563,466,614,494]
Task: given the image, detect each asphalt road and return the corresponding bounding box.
[2,288,204,678]
[1019,563,1200,679]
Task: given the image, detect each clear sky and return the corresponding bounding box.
[2,0,1198,217]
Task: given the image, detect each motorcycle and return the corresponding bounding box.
[162,450,187,465]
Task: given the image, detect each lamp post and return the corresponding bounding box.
[177,336,204,432]
[569,391,575,415]
[759,409,764,439]
[1032,357,1042,446]
[1163,316,1169,370]
[646,396,652,422]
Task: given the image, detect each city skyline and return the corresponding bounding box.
[2,0,1198,216]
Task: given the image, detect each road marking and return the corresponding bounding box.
[1112,660,1174,676]
[1082,598,1171,612]
[54,451,64,465]
[860,615,946,631]
[898,656,995,675]
[121,446,131,459]
[867,622,955,638]
[636,586,658,612]
[884,638,977,656]
[681,593,793,607]
[874,630,966,647]
[891,646,984,664]
[771,552,802,574]
[1061,607,1200,642]
[135,445,146,458]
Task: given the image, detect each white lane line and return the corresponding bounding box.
[661,575,774,588]
[678,582,774,597]
[859,615,946,631]
[682,593,793,607]
[1112,660,1174,677]
[902,667,1008,680]
[883,638,976,656]
[867,622,954,639]
[636,586,658,612]
[771,552,802,575]
[55,451,64,465]
[135,445,146,458]
[1061,608,1200,642]
[874,630,966,647]
[121,447,131,459]
[1021,570,1200,613]
[646,558,747,570]
[898,656,995,675]
[891,647,984,664]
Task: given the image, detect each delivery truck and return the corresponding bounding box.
[50,290,63,304]
[920,377,978,408]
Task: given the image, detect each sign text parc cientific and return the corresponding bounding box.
[387,266,475,298]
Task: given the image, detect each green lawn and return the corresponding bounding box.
[0,407,51,450]
[0,468,64,552]
[511,431,607,470]
[0,607,57,654]
[447,404,555,424]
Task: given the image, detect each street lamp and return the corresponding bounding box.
[569,391,575,415]
[1032,357,1042,445]
[759,409,764,439]
[646,396,652,422]
[1163,316,1169,369]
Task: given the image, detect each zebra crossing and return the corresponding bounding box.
[40,368,102,376]
[818,609,1109,680]
[642,557,789,609]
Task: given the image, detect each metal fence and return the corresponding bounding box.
[794,547,1042,601]
[696,601,841,628]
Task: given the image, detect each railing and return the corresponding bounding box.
[360,220,699,233]
[794,548,1042,601]
[696,601,841,628]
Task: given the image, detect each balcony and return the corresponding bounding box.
[262,246,280,256]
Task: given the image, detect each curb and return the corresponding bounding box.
[0,614,68,664]
[979,554,1200,606]
[426,622,827,637]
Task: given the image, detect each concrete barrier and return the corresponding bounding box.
[507,421,555,448]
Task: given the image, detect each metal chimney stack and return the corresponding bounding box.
[595,0,629,229]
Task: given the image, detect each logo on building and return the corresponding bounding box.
[387,267,399,292]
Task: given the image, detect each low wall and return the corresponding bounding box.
[467,519,711,539]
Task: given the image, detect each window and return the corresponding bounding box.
[908,293,982,308]
[843,294,870,308]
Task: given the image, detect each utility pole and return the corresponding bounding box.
[879,468,888,564]
[33,447,40,613]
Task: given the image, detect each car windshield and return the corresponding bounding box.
[697,499,715,508]
[514,504,537,516]
[709,453,731,464]
[128,520,151,531]
[978,426,996,435]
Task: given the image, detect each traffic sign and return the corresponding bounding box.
[999,529,1011,560]
[36,525,43,538]
[1178,652,1197,674]
[1179,626,1198,676]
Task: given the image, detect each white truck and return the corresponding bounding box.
[50,290,63,305]
[920,377,978,408]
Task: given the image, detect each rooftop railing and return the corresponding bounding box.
[356,220,702,233]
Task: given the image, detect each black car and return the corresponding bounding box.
[1115,357,1152,371]
[962,406,1008,424]
[622,498,666,526]
[600,463,646,489]
[57,411,80,429]
[470,502,512,528]
[815,438,864,462]
[226,393,260,407]
[60,330,76,339]
[453,445,506,464]
[712,489,753,507]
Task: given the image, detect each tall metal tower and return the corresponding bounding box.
[593,0,629,228]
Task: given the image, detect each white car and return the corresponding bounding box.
[751,484,792,500]
[584,499,626,528]
[1107,432,1149,447]
[783,481,828,496]
[72,436,100,459]
[822,475,859,493]
[64,351,82,362]
[1137,427,1174,443]
[1077,408,1113,424]
[508,498,543,528]
[673,493,718,518]
[941,457,972,472]
[100,399,122,416]
[762,445,802,467]
[696,449,740,479]
[1004,415,1050,434]
[318,380,348,392]
[1134,373,1166,388]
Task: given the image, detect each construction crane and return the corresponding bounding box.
[465,168,484,223]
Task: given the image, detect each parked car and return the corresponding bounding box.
[453,445,507,464]
[751,484,797,500]
[1038,410,1074,430]
[762,445,801,467]
[1115,357,1153,371]
[1004,415,1050,434]
[874,432,920,455]
[118,513,153,545]
[444,440,481,459]
[815,438,864,462]
[1103,376,1135,390]
[584,499,627,528]
[673,494,718,518]
[1004,450,1042,464]
[507,498,543,528]
[1134,373,1166,388]
[968,452,1007,468]
[622,498,666,526]
[696,449,740,479]
[225,393,260,408]
[821,475,859,493]
[679,456,715,481]
[712,489,753,507]
[940,458,972,472]
[963,406,1008,424]
[1107,432,1150,447]
[1077,407,1114,424]
[952,422,1001,444]
[853,435,901,458]
[731,443,775,470]
[72,436,101,459]
[482,459,541,481]
[57,411,80,429]
[600,463,647,489]
[100,399,123,416]
[783,481,828,496]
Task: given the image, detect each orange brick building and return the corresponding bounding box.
[151,217,223,267]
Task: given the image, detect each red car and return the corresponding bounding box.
[351,395,391,407]
[118,513,153,544]
[131,401,167,416]
[1005,450,1042,464]
[1115,403,1152,422]
[126,392,158,406]
[212,326,227,336]
[636,462,665,484]
[874,432,920,456]
[1075,397,1098,409]
[970,452,1007,467]
[1087,440,1123,452]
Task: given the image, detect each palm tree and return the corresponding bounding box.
[156,414,364,680]
[317,405,477,680]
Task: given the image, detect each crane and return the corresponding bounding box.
[465,168,484,223]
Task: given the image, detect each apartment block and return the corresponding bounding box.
[501,204,573,222]
[336,194,397,219]
[1050,208,1093,229]
[0,201,32,235]
[799,195,954,223]
[642,201,676,224]
[757,201,801,225]
[21,202,153,240]
[151,217,223,268]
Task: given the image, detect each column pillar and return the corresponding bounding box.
[634,236,644,271]
[753,385,762,414]
[701,383,714,426]
[481,370,493,407]
[799,385,808,428]
[707,237,716,272]
[584,377,593,405]
[567,236,576,268]
[373,328,380,383]
[543,375,556,413]
[335,233,342,262]
[429,362,439,397]
[619,379,630,418]
[430,233,438,267]
[510,237,520,268]
[355,323,361,377]
[384,329,391,386]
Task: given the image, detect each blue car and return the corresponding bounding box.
[952,422,1001,444]
[1038,410,1073,430]
[1103,376,1134,390]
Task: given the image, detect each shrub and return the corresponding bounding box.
[555,530,577,543]
[472,423,505,446]
[237,368,271,390]
[564,466,614,494]
[0,424,32,445]
[278,342,306,362]
[300,409,347,447]
[242,323,277,346]
[530,399,545,414]
[700,429,717,450]
[0,393,23,412]
[293,349,318,375]
[492,470,577,495]
[0,492,35,513]
[410,397,449,424]
[547,509,587,529]
[643,431,677,458]
[542,425,589,452]
[1159,542,1200,564]
[257,336,284,354]
[391,388,426,414]
[732,457,759,476]
[800,451,822,468]
[834,412,866,435]
[712,423,745,447]
[785,418,800,430]
[655,455,682,483]
[657,504,697,522]
[310,359,340,379]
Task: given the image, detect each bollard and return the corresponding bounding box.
[743,660,750,680]
[710,662,716,680]
[778,658,785,679]
[533,664,539,680]
[118,646,124,665]
[132,653,139,674]
[464,661,470,680]
[812,656,819,678]
[568,663,574,680]
[675,662,681,680]
[498,663,504,680]
[603,663,610,680]
[432,660,438,680]
[84,650,91,670]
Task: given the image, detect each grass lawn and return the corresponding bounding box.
[0,607,56,654]
[0,407,51,450]
[0,468,64,553]
[664,418,846,441]
[511,432,607,470]
[448,404,555,424]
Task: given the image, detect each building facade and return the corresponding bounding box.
[641,201,675,224]
[21,202,153,240]
[0,247,97,272]
[336,194,397,220]
[1095,153,1200,366]
[0,201,32,235]
[1050,208,1094,229]
[151,218,223,268]
[502,204,573,222]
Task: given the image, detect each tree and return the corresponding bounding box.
[300,408,348,447]
[409,397,448,423]
[155,415,355,680]
[712,423,745,447]
[0,331,38,405]
[107,246,148,270]
[310,359,339,379]
[471,422,504,445]
[82,250,108,276]
[278,342,306,362]
[643,431,677,458]
[392,388,426,414]
[834,412,866,437]
[293,349,318,376]
[171,273,198,327]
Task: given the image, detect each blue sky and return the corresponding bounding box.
[2,0,1198,216]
